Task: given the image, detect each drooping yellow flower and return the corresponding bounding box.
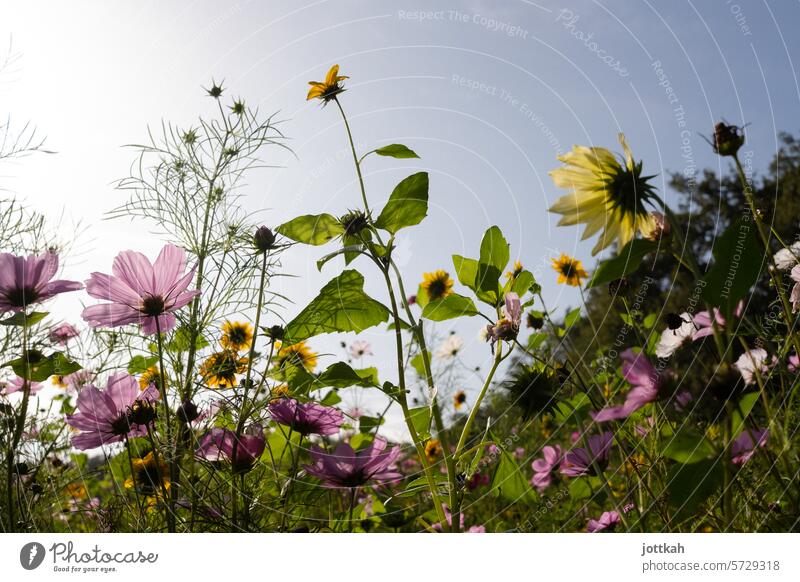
[421,270,454,302]
[549,133,657,255]
[307,64,349,102]
[453,390,467,411]
[200,350,248,388]
[551,254,589,287]
[220,320,253,352]
[138,366,163,391]
[124,452,170,498]
[505,260,524,280]
[424,439,442,463]
[276,341,318,372]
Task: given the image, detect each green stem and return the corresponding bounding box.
[154,319,177,532]
[334,97,371,216]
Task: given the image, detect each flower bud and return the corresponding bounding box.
[526,311,544,330]
[127,400,157,426]
[265,324,285,341]
[177,400,200,423]
[711,122,745,157]
[254,226,276,253]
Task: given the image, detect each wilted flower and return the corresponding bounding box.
[587,510,621,533]
[731,428,769,465]
[549,133,657,255]
[0,252,82,313]
[66,373,159,450]
[551,254,588,287]
[734,348,775,385]
[654,312,694,358]
[195,425,266,473]
[436,335,464,359]
[307,64,348,103]
[643,211,670,241]
[304,437,401,488]
[0,377,43,396]
[268,398,344,436]
[421,270,453,302]
[220,320,253,352]
[560,432,614,477]
[348,340,373,359]
[48,323,80,345]
[486,292,522,343]
[592,349,661,423]
[709,122,745,157]
[82,245,199,335]
[531,445,562,492]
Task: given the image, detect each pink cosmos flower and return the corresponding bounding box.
[348,340,373,359]
[466,472,490,490]
[587,510,621,533]
[268,398,344,436]
[592,349,661,422]
[304,437,401,488]
[731,428,769,465]
[431,505,486,533]
[82,245,199,335]
[48,322,80,345]
[788,353,799,372]
[195,425,266,473]
[531,445,562,492]
[692,301,743,340]
[0,376,43,396]
[66,373,159,450]
[560,432,614,477]
[0,252,82,313]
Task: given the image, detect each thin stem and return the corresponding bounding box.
[154,318,177,532]
[334,97,371,216]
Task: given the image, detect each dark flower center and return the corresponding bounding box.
[141,295,166,316]
[559,262,576,278]
[427,280,448,300]
[135,461,165,496]
[227,326,248,345]
[5,286,38,308]
[110,413,133,435]
[338,470,368,487]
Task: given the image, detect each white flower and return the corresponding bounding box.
[734,348,773,385]
[654,313,694,358]
[478,326,490,342]
[773,241,800,270]
[437,335,464,359]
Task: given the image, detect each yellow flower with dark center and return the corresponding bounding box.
[549,133,657,255]
[307,64,348,103]
[64,483,87,500]
[551,254,588,287]
[453,390,467,410]
[220,320,254,352]
[200,350,248,388]
[506,260,524,280]
[139,366,163,391]
[276,341,318,372]
[124,452,170,498]
[424,439,442,463]
[269,384,290,403]
[421,270,453,301]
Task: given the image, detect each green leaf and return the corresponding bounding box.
[564,307,581,328]
[490,446,534,503]
[408,406,432,439]
[374,172,429,234]
[452,255,479,291]
[0,311,48,327]
[479,226,510,273]
[316,245,363,271]
[127,355,159,374]
[415,283,430,309]
[5,352,82,382]
[666,457,723,520]
[527,332,547,350]
[373,144,419,159]
[379,381,405,401]
[730,392,760,436]
[284,270,390,343]
[568,476,603,501]
[662,426,716,464]
[282,363,317,396]
[276,213,344,245]
[320,390,342,406]
[701,217,761,317]
[318,362,378,388]
[509,270,536,297]
[166,326,209,352]
[553,393,591,423]
[410,352,429,378]
[586,239,659,288]
[359,415,385,433]
[475,264,502,307]
[421,293,479,321]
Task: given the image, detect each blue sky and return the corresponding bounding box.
[2,0,799,435]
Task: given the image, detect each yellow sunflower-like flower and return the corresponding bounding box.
[64,483,87,500]
[505,260,524,280]
[200,350,248,388]
[124,452,170,498]
[421,270,454,302]
[453,390,467,410]
[549,133,657,255]
[551,254,589,287]
[220,320,254,352]
[138,366,163,391]
[424,439,442,463]
[269,383,290,403]
[276,341,318,372]
[307,64,348,103]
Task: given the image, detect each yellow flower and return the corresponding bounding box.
[64,483,87,500]
[424,439,442,463]
[52,375,68,388]
[269,384,290,402]
[220,320,253,352]
[505,260,524,279]
[549,133,657,255]
[453,390,467,410]
[276,341,318,372]
[307,64,348,102]
[200,350,248,388]
[124,452,170,498]
[551,254,588,287]
[421,270,454,301]
[138,366,163,391]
